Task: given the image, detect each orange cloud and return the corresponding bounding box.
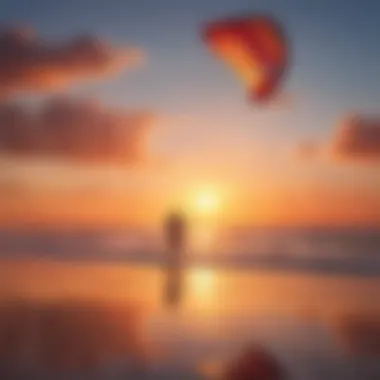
[330,114,380,162]
[296,114,380,164]
[0,96,155,164]
[0,26,142,98]
[295,140,321,160]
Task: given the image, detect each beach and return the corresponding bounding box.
[0,255,379,379]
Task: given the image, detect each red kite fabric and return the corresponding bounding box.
[202,14,289,104]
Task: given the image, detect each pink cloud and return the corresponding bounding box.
[330,114,380,162]
[0,26,143,98]
[295,114,380,164]
[0,96,155,165]
[295,140,321,160]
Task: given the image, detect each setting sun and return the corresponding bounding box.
[191,188,221,216]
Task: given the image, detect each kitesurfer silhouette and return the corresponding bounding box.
[163,210,187,308]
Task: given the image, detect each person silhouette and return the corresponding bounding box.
[163,210,187,308]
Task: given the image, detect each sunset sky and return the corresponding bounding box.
[0,0,379,228]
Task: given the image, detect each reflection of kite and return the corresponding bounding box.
[333,314,380,358]
[225,345,286,380]
[202,13,289,104]
[199,345,286,380]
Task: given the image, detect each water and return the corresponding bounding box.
[1,226,379,274]
[0,261,380,379]
[0,226,379,379]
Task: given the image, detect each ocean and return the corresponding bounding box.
[0,226,379,379]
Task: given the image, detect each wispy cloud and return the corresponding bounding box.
[0,96,156,165]
[296,114,380,164]
[294,140,321,160]
[0,26,143,98]
[330,115,380,162]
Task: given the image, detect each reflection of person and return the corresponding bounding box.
[163,211,187,307]
[223,345,286,380]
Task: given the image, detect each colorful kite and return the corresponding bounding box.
[202,13,289,104]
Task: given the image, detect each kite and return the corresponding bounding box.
[202,13,289,104]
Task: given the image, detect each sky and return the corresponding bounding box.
[0,0,379,228]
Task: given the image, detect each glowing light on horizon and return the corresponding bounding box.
[190,187,222,217]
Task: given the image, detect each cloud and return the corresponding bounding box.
[330,114,380,162]
[295,140,321,160]
[0,26,143,98]
[295,114,380,164]
[267,91,296,109]
[331,314,380,358]
[0,96,155,165]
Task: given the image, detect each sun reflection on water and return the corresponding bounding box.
[187,268,217,312]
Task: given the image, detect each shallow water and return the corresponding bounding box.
[0,259,379,379]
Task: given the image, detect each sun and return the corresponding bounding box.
[192,189,221,216]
